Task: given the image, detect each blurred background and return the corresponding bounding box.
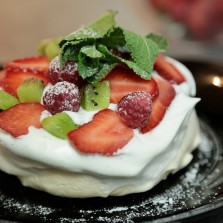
[0,0,223,62]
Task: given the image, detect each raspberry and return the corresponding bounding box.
[117,91,152,129]
[49,56,84,87]
[43,81,81,114]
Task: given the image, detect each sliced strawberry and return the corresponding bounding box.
[0,103,45,137]
[154,54,185,85]
[4,56,50,75]
[105,66,159,104]
[0,70,49,97]
[0,70,6,88]
[0,70,5,80]
[141,78,176,133]
[68,109,134,155]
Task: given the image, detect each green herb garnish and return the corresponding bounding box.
[59,10,168,83]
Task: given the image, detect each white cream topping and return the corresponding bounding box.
[0,93,199,177]
[0,58,201,197]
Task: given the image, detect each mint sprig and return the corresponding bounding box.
[60,11,168,83]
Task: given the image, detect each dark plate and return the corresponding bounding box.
[0,61,223,223]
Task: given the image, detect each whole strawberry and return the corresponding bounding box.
[117,91,152,129]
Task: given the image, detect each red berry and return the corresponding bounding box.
[49,56,83,87]
[43,81,81,115]
[117,91,152,129]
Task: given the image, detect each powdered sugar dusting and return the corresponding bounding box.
[0,194,56,221]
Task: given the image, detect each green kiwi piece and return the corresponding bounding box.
[17,78,45,103]
[0,90,19,110]
[42,113,79,139]
[45,37,62,60]
[37,38,51,56]
[81,81,110,111]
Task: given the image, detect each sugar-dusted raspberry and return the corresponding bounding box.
[49,56,84,87]
[43,81,81,114]
[117,91,152,129]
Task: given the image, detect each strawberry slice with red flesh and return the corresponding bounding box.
[0,70,5,80]
[141,78,176,133]
[0,70,6,88]
[154,54,185,85]
[0,103,45,137]
[105,66,159,104]
[0,70,49,97]
[68,109,134,155]
[4,56,50,75]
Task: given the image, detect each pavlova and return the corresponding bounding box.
[0,11,200,198]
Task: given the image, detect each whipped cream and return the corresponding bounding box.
[0,58,200,197]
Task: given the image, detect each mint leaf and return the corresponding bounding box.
[123,60,151,80]
[97,44,151,80]
[78,47,116,83]
[77,52,100,79]
[101,26,127,51]
[123,29,159,74]
[77,43,118,81]
[60,41,80,66]
[60,38,97,66]
[86,63,117,84]
[80,45,103,58]
[146,33,168,52]
[65,11,116,41]
[96,44,119,62]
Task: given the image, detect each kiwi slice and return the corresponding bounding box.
[37,37,63,60]
[81,81,110,111]
[42,113,79,139]
[45,38,62,60]
[37,38,51,56]
[17,78,45,103]
[0,90,19,110]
